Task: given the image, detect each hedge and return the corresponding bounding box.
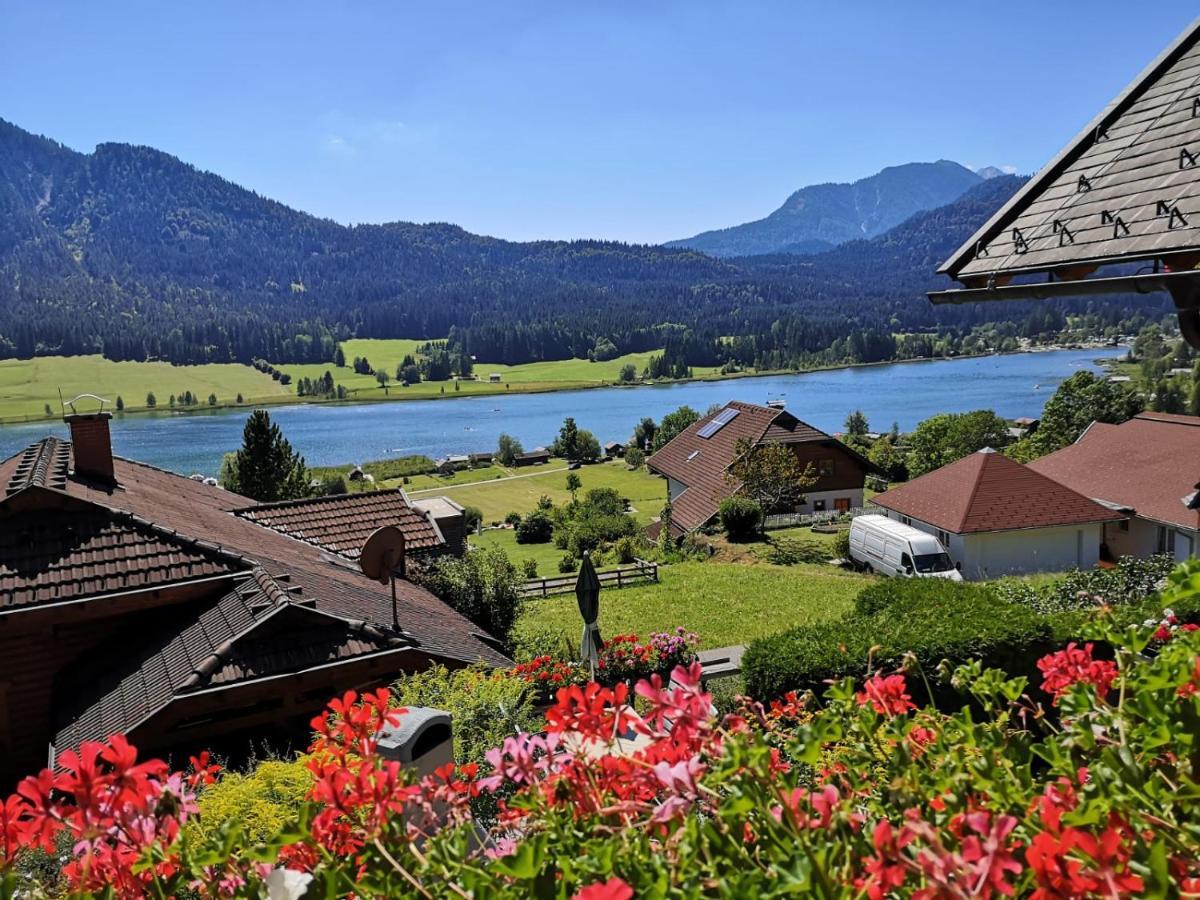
[743,580,1051,702]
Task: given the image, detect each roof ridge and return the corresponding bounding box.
[231,487,408,515]
[956,451,994,532]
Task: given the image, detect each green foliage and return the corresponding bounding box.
[191,759,312,844]
[565,472,581,501]
[993,554,1177,615]
[558,554,577,574]
[743,579,1049,701]
[832,528,851,560]
[727,437,816,512]
[844,408,869,437]
[520,558,538,579]
[718,495,762,541]
[614,535,638,565]
[866,436,906,481]
[391,664,539,768]
[618,362,637,383]
[496,433,523,467]
[906,409,1011,477]
[220,409,310,502]
[461,505,483,532]
[624,446,645,470]
[554,488,637,556]
[1026,371,1142,458]
[652,406,700,451]
[417,547,524,646]
[515,510,554,544]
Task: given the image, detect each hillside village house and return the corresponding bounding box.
[0,412,502,788]
[869,448,1123,580]
[647,400,876,537]
[1028,412,1200,563]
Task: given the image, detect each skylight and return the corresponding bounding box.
[696,407,740,439]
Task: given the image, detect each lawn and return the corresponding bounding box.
[471,528,575,578]
[0,355,291,422]
[513,559,870,650]
[407,459,667,524]
[399,461,568,492]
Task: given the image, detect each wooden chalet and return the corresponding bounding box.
[931,16,1200,348]
[0,413,506,786]
[646,401,878,537]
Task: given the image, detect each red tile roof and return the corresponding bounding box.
[1027,413,1200,531]
[646,401,868,533]
[233,490,444,559]
[871,448,1124,534]
[0,441,508,669]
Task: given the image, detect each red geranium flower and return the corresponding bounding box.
[1037,643,1118,705]
[856,673,916,716]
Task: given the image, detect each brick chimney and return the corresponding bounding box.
[64,412,115,484]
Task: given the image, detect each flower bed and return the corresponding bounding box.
[3,562,1200,897]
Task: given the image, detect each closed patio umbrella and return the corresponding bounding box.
[575,552,603,678]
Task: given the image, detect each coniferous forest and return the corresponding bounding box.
[0,119,1172,372]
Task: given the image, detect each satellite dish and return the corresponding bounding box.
[360,526,406,631]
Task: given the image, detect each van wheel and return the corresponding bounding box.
[863,562,873,574]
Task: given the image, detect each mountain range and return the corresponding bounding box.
[665,160,993,258]
[0,118,1162,370]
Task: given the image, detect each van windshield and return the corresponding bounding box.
[913,552,954,573]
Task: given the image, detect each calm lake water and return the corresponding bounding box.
[0,348,1119,477]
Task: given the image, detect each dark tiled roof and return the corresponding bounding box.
[53,570,411,752]
[646,401,847,533]
[0,440,509,669]
[233,490,444,559]
[1028,412,1200,531]
[871,449,1124,534]
[4,437,69,495]
[943,18,1200,281]
[0,491,247,610]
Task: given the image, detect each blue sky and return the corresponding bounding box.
[2,1,1196,244]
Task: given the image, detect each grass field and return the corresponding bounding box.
[2,338,722,422]
[274,339,719,404]
[471,528,575,578]
[513,559,869,649]
[399,461,568,492]
[0,355,291,421]
[407,458,666,524]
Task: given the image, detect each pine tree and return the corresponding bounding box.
[334,346,346,367]
[115,396,124,411]
[224,409,310,501]
[146,392,157,408]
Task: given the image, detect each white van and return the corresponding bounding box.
[848,514,962,580]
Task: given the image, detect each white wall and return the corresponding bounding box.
[1102,517,1159,559]
[873,505,1102,579]
[958,525,1103,580]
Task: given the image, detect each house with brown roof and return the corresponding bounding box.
[0,412,506,787]
[646,401,876,536]
[1027,412,1200,562]
[869,448,1124,580]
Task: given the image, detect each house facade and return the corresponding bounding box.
[1028,412,1200,563]
[870,448,1124,580]
[0,413,504,788]
[647,400,876,536]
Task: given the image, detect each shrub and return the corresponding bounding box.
[416,547,523,646]
[191,759,312,844]
[520,558,538,579]
[504,511,523,527]
[392,664,540,768]
[614,535,637,565]
[461,505,484,533]
[994,554,1176,614]
[853,577,996,618]
[832,529,851,560]
[508,624,575,664]
[743,581,1050,702]
[515,510,554,544]
[558,554,577,574]
[625,447,645,469]
[718,496,762,541]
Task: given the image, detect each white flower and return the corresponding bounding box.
[266,868,313,900]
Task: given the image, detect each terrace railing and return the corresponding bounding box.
[762,507,868,531]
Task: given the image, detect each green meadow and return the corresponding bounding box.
[0,355,291,421]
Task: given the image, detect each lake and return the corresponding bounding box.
[0,348,1119,476]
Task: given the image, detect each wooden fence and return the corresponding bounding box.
[521,559,659,598]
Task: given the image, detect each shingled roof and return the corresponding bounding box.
[931,16,1200,346]
[52,568,416,753]
[1028,412,1200,531]
[233,489,444,559]
[647,401,865,533]
[871,448,1124,534]
[0,439,508,669]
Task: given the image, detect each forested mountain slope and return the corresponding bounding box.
[0,120,1169,370]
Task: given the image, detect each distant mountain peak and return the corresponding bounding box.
[974,165,1015,180]
[665,160,983,258]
